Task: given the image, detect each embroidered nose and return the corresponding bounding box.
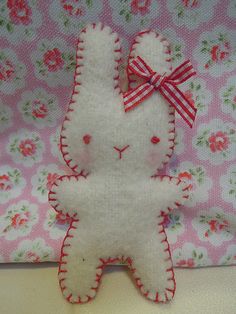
[113,145,130,159]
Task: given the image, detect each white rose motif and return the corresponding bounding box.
[193,26,236,77]
[7,129,45,167]
[109,0,160,34]
[220,164,236,209]
[31,38,76,87]
[192,207,235,246]
[11,238,55,262]
[173,243,212,267]
[43,208,69,240]
[0,49,26,95]
[0,200,39,240]
[31,164,65,203]
[0,0,42,44]
[0,100,13,133]
[49,0,103,35]
[219,75,236,120]
[192,119,236,165]
[18,88,62,129]
[218,245,236,265]
[170,161,212,207]
[0,166,26,204]
[167,0,219,30]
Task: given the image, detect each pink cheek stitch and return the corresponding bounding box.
[78,150,92,165]
[147,151,161,167]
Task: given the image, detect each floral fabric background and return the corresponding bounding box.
[0,0,236,267]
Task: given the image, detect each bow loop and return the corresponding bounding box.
[128,56,154,79]
[123,56,197,128]
[167,60,196,85]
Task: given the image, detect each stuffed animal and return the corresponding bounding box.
[48,23,196,304]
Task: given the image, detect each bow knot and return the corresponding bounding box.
[123,56,197,128]
[149,72,166,91]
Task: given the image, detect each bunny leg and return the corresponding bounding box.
[58,227,102,303]
[129,223,175,303]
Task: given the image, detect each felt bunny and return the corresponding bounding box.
[49,23,192,304]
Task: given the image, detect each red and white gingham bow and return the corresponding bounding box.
[123,56,197,128]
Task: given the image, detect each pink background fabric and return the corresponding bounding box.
[0,0,236,267]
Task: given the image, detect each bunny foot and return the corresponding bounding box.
[58,227,102,304]
[130,223,175,303]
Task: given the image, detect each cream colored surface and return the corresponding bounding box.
[0,264,235,314]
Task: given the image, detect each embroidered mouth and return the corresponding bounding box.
[113,145,130,159]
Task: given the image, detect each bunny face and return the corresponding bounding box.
[61,24,175,178]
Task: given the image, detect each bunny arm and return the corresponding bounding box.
[49,174,190,220]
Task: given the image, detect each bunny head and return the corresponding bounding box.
[60,24,175,178]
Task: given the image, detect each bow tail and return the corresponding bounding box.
[124,82,155,112]
[160,83,197,128]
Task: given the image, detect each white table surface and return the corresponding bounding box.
[0,264,235,314]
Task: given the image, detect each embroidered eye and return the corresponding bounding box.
[151,136,160,144]
[83,134,91,144]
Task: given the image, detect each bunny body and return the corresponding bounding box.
[49,24,190,304]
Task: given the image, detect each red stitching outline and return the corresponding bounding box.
[49,173,190,304]
[127,30,175,172]
[48,24,191,304]
[60,23,121,174]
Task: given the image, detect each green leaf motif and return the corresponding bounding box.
[86,0,93,8]
[199,253,203,259]
[6,22,13,33]
[177,10,184,18]
[64,19,69,27]
[175,45,181,52]
[125,12,132,22]
[229,189,236,196]
[196,84,201,91]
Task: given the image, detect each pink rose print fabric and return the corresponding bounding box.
[0,0,236,266]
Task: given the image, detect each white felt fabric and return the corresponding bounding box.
[61,24,174,177]
[49,24,190,304]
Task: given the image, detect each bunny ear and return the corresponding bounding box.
[128,30,172,88]
[125,30,175,170]
[60,23,122,172]
[74,23,121,94]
